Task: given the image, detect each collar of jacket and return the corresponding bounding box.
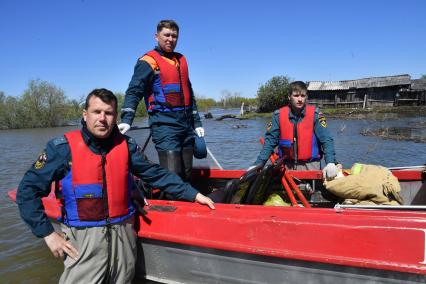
[80,118,120,154]
[154,46,176,59]
[288,105,307,120]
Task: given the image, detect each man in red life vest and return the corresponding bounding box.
[118,20,204,182]
[250,81,338,179]
[16,89,214,283]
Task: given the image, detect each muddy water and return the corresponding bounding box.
[1,111,425,283]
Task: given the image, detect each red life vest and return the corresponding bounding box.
[146,50,191,112]
[278,105,321,162]
[61,130,134,227]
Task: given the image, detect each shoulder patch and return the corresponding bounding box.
[319,116,327,128]
[52,136,67,146]
[266,121,273,132]
[34,151,48,170]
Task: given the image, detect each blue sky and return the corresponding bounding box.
[1,0,425,101]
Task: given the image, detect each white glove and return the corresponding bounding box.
[195,127,205,137]
[323,163,338,180]
[118,123,131,134]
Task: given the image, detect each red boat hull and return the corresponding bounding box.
[7,168,426,283]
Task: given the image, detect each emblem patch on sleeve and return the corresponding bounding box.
[266,121,272,132]
[319,116,327,128]
[34,151,48,170]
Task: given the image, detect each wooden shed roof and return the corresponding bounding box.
[411,79,426,90]
[308,74,411,91]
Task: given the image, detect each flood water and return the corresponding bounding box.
[1,109,425,283]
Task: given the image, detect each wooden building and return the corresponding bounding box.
[306,74,425,108]
[398,78,426,106]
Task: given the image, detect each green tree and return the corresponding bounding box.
[195,95,216,111]
[63,95,85,122]
[2,96,23,129]
[256,76,291,113]
[21,79,67,127]
[219,90,256,108]
[421,74,426,80]
[116,92,147,119]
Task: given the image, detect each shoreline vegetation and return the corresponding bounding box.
[1,78,425,132]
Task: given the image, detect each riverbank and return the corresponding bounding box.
[241,106,426,120]
[238,106,426,144]
[322,106,426,119]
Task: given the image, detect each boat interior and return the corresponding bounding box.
[137,161,426,208]
[193,164,343,208]
[135,162,426,208]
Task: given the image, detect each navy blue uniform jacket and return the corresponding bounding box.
[16,125,199,238]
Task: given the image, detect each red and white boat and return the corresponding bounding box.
[8,165,426,284]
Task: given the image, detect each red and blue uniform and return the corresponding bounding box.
[255,105,336,167]
[278,105,321,162]
[121,47,201,151]
[61,130,134,227]
[16,124,199,238]
[145,50,191,112]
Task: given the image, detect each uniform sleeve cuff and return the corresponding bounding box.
[183,186,198,202]
[34,222,55,238]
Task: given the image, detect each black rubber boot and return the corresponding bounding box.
[158,150,183,178]
[182,148,194,182]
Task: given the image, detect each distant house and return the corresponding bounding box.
[399,78,426,106]
[307,74,424,108]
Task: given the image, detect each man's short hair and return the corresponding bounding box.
[157,19,179,34]
[289,81,308,95]
[85,88,117,111]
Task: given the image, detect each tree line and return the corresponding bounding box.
[0,80,83,129]
[1,75,296,129]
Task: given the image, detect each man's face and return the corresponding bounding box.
[288,91,307,111]
[83,96,117,139]
[155,28,178,53]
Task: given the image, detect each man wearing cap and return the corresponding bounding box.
[118,19,204,182]
[250,81,338,179]
[16,88,214,283]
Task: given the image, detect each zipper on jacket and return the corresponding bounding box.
[101,152,112,284]
[101,153,110,224]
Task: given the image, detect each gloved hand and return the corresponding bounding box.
[195,127,205,137]
[323,163,338,180]
[118,123,131,134]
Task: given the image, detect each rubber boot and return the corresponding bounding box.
[158,150,183,178]
[182,148,194,182]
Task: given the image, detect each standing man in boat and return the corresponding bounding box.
[118,19,204,182]
[250,81,339,179]
[16,88,214,283]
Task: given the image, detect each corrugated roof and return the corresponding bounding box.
[308,74,411,91]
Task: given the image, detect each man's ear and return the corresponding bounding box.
[83,109,87,122]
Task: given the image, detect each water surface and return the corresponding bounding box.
[1,111,425,283]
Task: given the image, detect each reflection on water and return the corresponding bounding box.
[1,112,425,283]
